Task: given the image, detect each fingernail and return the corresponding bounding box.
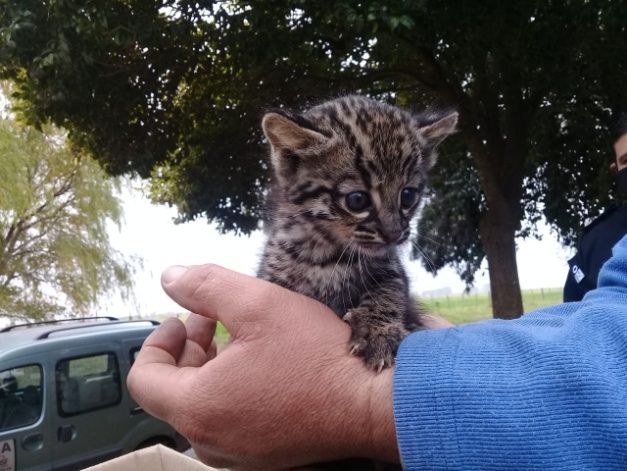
[161,265,189,286]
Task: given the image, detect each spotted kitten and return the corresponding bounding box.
[258,95,457,370]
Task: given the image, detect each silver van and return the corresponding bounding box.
[0,317,188,470]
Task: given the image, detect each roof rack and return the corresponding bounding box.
[0,317,119,333]
[36,319,160,340]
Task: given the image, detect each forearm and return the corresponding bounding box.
[395,237,627,469]
[394,303,627,470]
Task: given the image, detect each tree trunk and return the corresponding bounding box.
[430,60,529,319]
[479,210,524,319]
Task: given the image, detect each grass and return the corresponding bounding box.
[423,288,563,324]
[214,322,230,345]
[160,287,563,347]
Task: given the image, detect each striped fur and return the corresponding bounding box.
[258,95,457,370]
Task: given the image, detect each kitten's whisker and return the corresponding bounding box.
[357,250,376,302]
[357,251,367,292]
[361,252,381,290]
[411,241,437,272]
[323,240,352,307]
[416,234,444,247]
[288,210,310,219]
[341,243,356,314]
[273,209,313,221]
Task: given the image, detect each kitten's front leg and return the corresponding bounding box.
[343,282,417,371]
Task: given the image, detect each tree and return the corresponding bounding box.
[1,1,625,317]
[0,114,135,321]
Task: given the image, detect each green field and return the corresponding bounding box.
[168,288,563,347]
[423,288,563,324]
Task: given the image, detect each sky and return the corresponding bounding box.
[101,181,573,318]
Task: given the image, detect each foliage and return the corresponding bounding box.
[1,1,626,314]
[0,115,135,321]
[415,141,485,286]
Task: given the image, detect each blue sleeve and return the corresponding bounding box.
[394,235,627,470]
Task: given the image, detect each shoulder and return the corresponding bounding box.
[581,203,621,236]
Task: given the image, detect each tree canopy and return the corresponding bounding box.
[0,107,135,321]
[1,0,625,317]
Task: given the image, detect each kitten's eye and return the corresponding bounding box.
[345,191,371,212]
[400,187,419,209]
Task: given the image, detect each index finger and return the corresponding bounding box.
[185,313,217,353]
[127,318,193,423]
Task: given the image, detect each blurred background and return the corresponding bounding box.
[1,0,626,326]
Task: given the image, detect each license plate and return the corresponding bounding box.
[0,439,15,471]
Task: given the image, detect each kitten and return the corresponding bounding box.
[258,95,457,370]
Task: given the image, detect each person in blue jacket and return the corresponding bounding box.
[129,234,627,470]
[564,112,627,301]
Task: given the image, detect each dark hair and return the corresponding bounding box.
[612,111,627,142]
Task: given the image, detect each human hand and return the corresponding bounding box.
[127,264,399,470]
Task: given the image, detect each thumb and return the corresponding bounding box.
[160,263,295,338]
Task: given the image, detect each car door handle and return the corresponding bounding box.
[57,424,76,443]
[22,433,44,451]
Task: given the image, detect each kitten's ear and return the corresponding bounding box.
[262,112,326,151]
[418,111,458,148]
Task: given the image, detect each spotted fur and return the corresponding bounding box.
[258,95,457,370]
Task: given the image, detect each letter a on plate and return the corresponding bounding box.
[0,439,15,471]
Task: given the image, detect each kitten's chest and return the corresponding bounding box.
[258,246,364,316]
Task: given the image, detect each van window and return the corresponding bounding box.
[0,365,43,431]
[56,353,121,417]
[129,346,141,364]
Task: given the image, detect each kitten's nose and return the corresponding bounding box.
[381,228,404,244]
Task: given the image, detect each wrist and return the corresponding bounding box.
[336,361,399,462]
[319,355,399,463]
[365,367,399,462]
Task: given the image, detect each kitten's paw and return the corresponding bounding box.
[343,309,409,372]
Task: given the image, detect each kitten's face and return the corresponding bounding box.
[262,96,457,256]
[328,167,422,256]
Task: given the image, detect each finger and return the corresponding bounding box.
[207,340,218,359]
[161,264,328,336]
[138,317,187,364]
[175,317,217,368]
[185,313,217,351]
[127,318,190,422]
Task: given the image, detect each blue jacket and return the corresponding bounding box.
[394,234,627,470]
